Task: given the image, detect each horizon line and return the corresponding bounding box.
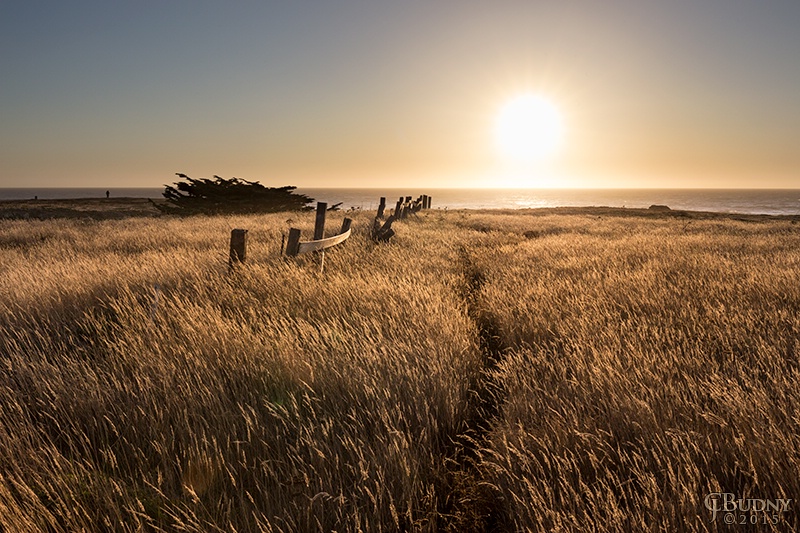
[2,186,799,191]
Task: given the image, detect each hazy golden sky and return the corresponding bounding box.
[1,1,799,189]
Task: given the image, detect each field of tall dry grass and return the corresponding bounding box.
[1,207,798,531]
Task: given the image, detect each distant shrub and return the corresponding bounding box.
[154,173,314,215]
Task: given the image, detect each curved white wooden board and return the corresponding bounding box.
[297,228,351,254]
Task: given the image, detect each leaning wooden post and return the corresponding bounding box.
[377,197,386,219]
[229,229,248,268]
[394,198,403,218]
[286,228,301,257]
[373,215,396,242]
[340,217,352,234]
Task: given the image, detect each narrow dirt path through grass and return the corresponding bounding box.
[434,245,513,532]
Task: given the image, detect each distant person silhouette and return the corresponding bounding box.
[106,190,110,199]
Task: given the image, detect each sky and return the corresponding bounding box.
[1,0,799,189]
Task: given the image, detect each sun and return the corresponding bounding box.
[494,94,564,162]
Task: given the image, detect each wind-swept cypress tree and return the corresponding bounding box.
[154,174,314,215]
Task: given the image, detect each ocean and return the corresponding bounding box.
[1,188,799,216]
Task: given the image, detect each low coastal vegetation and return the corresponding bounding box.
[1,207,798,531]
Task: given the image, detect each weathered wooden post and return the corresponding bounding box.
[286,228,301,257]
[426,196,432,209]
[377,197,386,219]
[371,216,381,238]
[340,217,352,234]
[314,202,327,240]
[422,195,429,209]
[372,215,396,243]
[229,229,248,268]
[313,202,327,273]
[395,197,403,218]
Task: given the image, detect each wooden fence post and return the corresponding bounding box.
[372,215,396,243]
[395,197,403,218]
[286,228,301,257]
[340,217,352,234]
[377,197,386,219]
[229,229,248,267]
[314,202,328,273]
[314,202,327,240]
[371,216,381,238]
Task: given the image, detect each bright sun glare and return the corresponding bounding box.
[494,94,564,162]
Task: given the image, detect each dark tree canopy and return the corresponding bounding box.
[155,174,314,215]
